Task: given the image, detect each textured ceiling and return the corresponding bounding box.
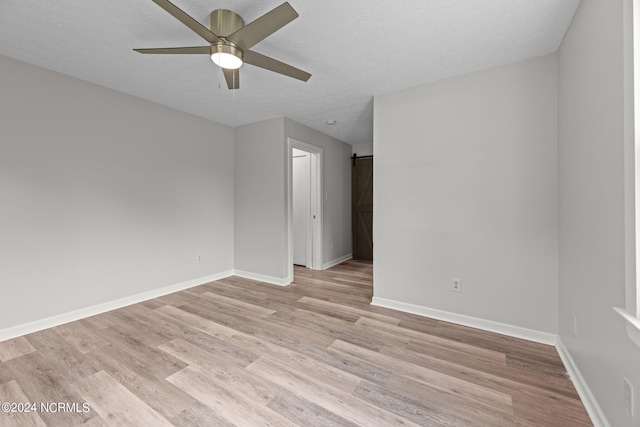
[0,0,580,145]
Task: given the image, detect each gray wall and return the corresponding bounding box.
[234,118,288,280]
[0,54,235,331]
[558,0,640,425]
[373,54,559,334]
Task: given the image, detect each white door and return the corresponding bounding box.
[292,150,310,266]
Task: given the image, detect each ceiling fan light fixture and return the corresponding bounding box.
[211,44,243,70]
[134,1,311,89]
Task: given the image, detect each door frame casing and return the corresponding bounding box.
[286,138,323,284]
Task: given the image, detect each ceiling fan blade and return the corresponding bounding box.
[151,0,220,44]
[244,50,311,82]
[223,68,240,90]
[134,46,210,54]
[226,2,298,51]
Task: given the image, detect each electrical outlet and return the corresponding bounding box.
[451,278,461,292]
[196,255,201,263]
[571,313,578,336]
[625,377,635,417]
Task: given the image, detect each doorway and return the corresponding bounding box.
[286,138,323,283]
[292,148,312,267]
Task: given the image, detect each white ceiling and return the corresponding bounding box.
[0,0,580,145]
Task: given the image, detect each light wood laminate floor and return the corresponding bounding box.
[0,260,591,426]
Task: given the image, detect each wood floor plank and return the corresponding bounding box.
[177,299,337,351]
[94,326,187,380]
[202,279,301,309]
[287,282,372,306]
[380,338,588,422]
[53,322,109,355]
[246,355,422,427]
[80,314,115,331]
[199,291,277,317]
[0,260,591,426]
[73,370,172,427]
[0,336,36,362]
[87,345,196,420]
[385,375,535,427]
[82,414,111,427]
[356,316,508,365]
[21,329,100,382]
[392,340,579,398]
[329,339,514,412]
[269,309,387,351]
[428,320,564,365]
[214,324,381,391]
[353,380,482,427]
[267,390,360,427]
[159,337,257,371]
[1,354,93,425]
[506,352,572,379]
[166,364,296,427]
[151,304,237,339]
[154,291,200,308]
[311,343,394,385]
[512,390,593,426]
[0,380,46,427]
[297,296,402,325]
[170,402,236,427]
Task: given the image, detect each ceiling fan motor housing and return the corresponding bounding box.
[210,9,244,37]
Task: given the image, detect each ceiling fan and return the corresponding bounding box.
[134,0,311,89]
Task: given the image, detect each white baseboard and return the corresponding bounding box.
[0,270,234,343]
[323,254,353,270]
[232,256,354,285]
[371,296,557,346]
[556,338,611,427]
[233,270,290,286]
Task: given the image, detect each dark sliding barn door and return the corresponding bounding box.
[352,157,373,260]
